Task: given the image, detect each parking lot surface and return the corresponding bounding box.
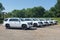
[0,24,60,40]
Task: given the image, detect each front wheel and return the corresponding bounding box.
[22,24,27,30]
[5,24,10,29]
[33,23,37,27]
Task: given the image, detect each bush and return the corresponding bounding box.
[0,18,3,23]
[0,20,3,23]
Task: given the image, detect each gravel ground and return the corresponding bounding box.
[0,24,60,40]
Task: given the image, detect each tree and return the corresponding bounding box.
[25,8,33,17]
[56,10,60,17]
[55,0,60,10]
[32,6,45,17]
[49,7,57,17]
[43,11,50,17]
[6,6,46,18]
[0,3,5,20]
[55,0,60,17]
[4,12,12,18]
[12,9,26,18]
[0,3,5,12]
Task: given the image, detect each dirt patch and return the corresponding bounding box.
[0,24,60,40]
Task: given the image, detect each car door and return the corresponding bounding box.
[9,19,20,28]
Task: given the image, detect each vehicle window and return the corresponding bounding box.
[40,19,44,21]
[4,19,8,21]
[9,19,19,21]
[25,19,31,21]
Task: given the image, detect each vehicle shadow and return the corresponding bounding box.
[37,25,51,28]
[6,27,37,30]
[37,24,56,28]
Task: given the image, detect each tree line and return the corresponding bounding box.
[0,0,60,18]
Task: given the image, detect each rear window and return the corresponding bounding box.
[4,19,8,21]
[9,19,19,21]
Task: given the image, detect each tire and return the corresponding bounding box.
[55,23,57,25]
[22,24,27,30]
[33,23,37,27]
[5,24,10,29]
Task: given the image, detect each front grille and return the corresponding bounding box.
[45,22,48,23]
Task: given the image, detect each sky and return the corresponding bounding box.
[0,0,57,12]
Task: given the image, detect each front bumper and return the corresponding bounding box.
[38,22,43,26]
[27,25,33,28]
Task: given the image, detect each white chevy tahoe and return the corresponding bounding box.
[38,18,49,26]
[3,18,33,29]
[46,18,58,25]
[30,18,43,27]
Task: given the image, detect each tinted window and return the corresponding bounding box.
[9,19,19,21]
[4,19,8,21]
[25,19,31,21]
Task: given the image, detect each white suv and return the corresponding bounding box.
[46,18,58,25]
[38,18,49,26]
[3,18,33,29]
[30,18,43,27]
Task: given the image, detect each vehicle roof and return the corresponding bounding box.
[4,17,20,19]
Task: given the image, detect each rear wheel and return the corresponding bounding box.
[5,24,10,29]
[22,24,27,30]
